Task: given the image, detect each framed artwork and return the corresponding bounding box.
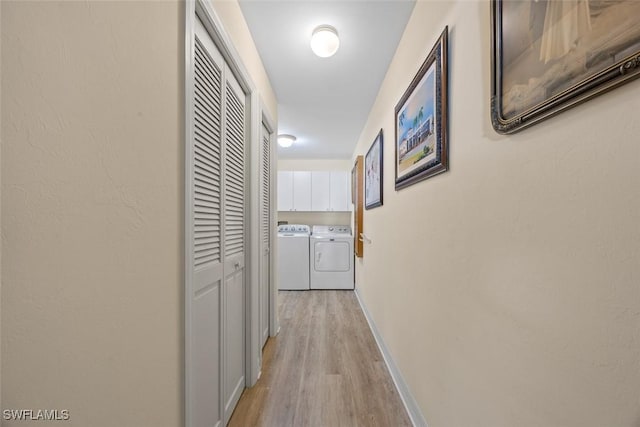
[491,0,640,134]
[365,129,383,210]
[395,27,449,190]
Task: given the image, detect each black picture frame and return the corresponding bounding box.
[365,129,383,210]
[395,27,448,190]
[491,0,640,134]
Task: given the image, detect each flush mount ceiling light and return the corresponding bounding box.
[278,134,296,148]
[310,25,340,58]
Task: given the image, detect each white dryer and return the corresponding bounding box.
[310,225,354,290]
[277,224,310,290]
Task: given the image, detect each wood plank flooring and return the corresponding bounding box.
[228,290,412,427]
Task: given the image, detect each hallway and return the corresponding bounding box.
[3,1,639,425]
[228,291,412,427]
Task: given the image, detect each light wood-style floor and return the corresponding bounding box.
[228,290,412,427]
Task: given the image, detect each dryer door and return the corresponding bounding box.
[314,241,351,272]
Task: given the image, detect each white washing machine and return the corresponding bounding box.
[310,225,354,290]
[277,224,310,290]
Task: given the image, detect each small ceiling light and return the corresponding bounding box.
[278,134,296,148]
[310,25,340,58]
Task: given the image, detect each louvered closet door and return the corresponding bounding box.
[191,17,224,427]
[222,70,246,424]
[259,123,271,348]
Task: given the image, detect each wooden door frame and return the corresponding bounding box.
[185,1,264,425]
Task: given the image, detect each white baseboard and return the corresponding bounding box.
[354,289,428,427]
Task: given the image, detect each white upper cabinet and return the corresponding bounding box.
[330,171,350,212]
[277,171,294,211]
[278,171,312,211]
[279,170,350,212]
[310,171,351,212]
[311,171,331,211]
[292,171,312,211]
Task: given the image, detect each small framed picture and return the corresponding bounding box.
[395,27,449,190]
[365,129,383,210]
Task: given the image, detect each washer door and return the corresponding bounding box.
[313,241,350,272]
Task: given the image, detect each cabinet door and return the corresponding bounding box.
[330,171,350,211]
[222,61,246,425]
[277,171,293,211]
[292,171,311,211]
[259,124,271,348]
[311,171,331,211]
[191,19,224,427]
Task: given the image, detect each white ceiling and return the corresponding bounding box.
[239,0,416,159]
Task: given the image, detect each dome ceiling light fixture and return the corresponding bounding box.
[277,134,297,148]
[310,25,340,58]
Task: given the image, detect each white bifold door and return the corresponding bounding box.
[259,123,271,348]
[188,17,246,427]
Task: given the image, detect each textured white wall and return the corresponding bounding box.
[2,2,184,425]
[352,1,640,426]
[1,1,276,425]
